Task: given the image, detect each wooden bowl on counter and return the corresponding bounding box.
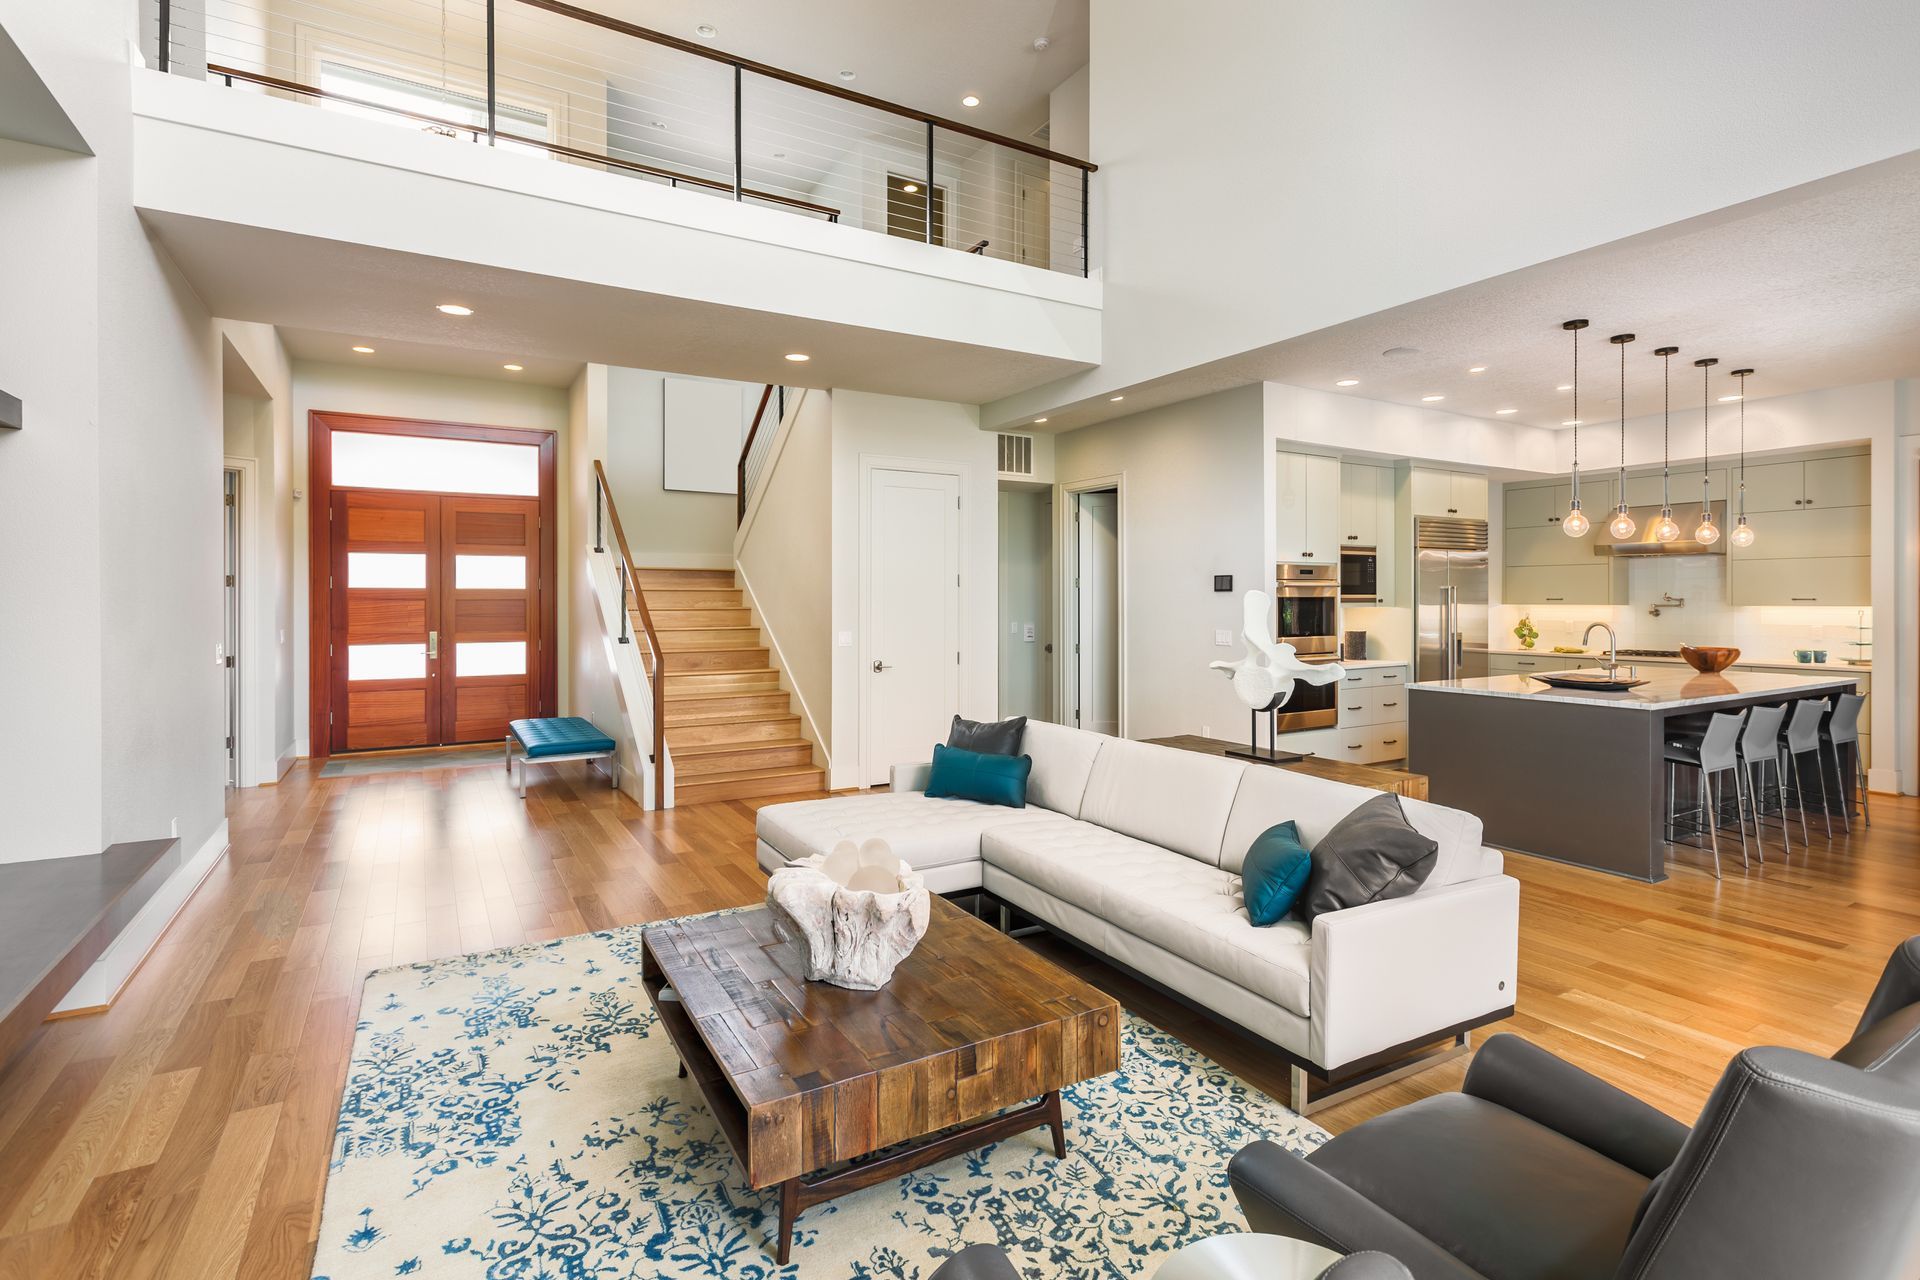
[1681,645,1740,674]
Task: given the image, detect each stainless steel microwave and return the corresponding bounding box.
[1340,547,1379,602]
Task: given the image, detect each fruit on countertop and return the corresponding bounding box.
[1551,646,1588,654]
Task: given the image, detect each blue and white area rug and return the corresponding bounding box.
[313,919,1327,1279]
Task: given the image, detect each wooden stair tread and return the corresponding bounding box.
[673,737,809,757]
[665,710,798,727]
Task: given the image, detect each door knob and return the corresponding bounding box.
[871,660,891,673]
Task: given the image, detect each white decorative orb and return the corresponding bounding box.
[766,840,930,990]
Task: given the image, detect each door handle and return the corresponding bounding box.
[428,630,439,659]
[872,660,891,673]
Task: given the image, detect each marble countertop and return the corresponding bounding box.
[1409,667,1861,711]
[1330,658,1409,670]
[1482,645,1870,673]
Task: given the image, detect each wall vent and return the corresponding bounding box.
[997,433,1035,476]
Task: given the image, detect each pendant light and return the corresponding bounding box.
[1561,319,1591,536]
[1606,334,1637,539]
[1692,357,1721,545]
[1729,368,1756,547]
[1650,346,1681,542]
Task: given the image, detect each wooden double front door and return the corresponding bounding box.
[327,488,543,752]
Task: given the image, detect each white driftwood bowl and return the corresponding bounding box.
[765,839,930,990]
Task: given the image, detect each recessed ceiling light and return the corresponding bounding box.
[1109,395,1125,402]
[902,182,919,194]
[1033,417,1048,424]
[838,70,856,81]
[1556,384,1573,391]
[1335,378,1360,387]
[694,23,717,38]
[1718,394,1743,402]
[351,345,375,354]
[784,352,810,362]
[961,95,981,107]
[1496,408,1518,415]
[503,363,523,372]
[1468,365,1488,374]
[1561,418,1583,427]
[1421,394,1445,402]
[436,303,473,316]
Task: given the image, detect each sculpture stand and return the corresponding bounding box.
[1224,699,1305,766]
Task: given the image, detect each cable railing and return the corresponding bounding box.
[591,459,665,806]
[150,0,1097,275]
[736,383,786,526]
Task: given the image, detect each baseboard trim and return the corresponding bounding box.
[50,821,231,1016]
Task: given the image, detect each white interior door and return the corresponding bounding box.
[1075,489,1120,735]
[862,467,962,785]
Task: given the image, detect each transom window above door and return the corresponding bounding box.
[329,430,540,496]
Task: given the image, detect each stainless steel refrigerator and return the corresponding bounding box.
[1414,516,1489,682]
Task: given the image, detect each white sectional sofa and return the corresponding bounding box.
[755,721,1519,1112]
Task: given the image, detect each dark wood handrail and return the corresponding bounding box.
[965,239,989,254]
[737,383,777,526]
[511,0,1097,173]
[592,459,667,805]
[206,63,843,220]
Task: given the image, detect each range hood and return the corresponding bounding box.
[1592,500,1726,556]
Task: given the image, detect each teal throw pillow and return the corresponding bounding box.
[1242,821,1314,926]
[924,743,1031,808]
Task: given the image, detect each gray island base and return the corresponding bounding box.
[1408,668,1860,881]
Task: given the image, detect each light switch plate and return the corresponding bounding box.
[1214,629,1233,647]
[1023,623,1036,641]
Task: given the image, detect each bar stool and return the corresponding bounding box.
[1821,693,1870,832]
[1737,703,1789,857]
[1664,710,1749,878]
[1778,698,1832,842]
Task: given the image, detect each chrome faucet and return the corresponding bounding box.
[1583,622,1619,673]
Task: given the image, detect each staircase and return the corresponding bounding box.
[639,567,826,805]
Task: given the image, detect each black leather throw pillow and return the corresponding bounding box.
[947,714,1027,757]
[1296,792,1437,925]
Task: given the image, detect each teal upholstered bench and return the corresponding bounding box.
[506,717,618,797]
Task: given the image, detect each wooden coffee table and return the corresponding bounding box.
[642,895,1122,1263]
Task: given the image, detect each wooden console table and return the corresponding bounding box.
[1146,735,1429,801]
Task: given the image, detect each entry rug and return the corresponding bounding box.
[312,919,1327,1280]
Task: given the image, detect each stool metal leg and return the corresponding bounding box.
[1825,740,1852,834]
[1702,771,1722,879]
[1781,748,1810,845]
[1860,753,1871,827]
[1731,763,1751,869]
[1809,748,1831,839]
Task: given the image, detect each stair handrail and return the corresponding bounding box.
[737,383,778,526]
[592,459,666,803]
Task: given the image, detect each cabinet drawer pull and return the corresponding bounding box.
[1545,596,1564,602]
[1347,534,1359,540]
[1302,551,1314,557]
[1346,744,1364,751]
[1382,738,1399,746]
[1791,596,1818,602]
[1381,700,1399,709]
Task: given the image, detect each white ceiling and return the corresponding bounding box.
[586,0,1089,143]
[1009,151,1920,433]
[277,327,585,387]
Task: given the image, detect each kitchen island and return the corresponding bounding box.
[1408,667,1860,881]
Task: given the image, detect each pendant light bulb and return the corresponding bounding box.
[1561,319,1590,537]
[1608,333,1637,540]
[1652,510,1681,543]
[1693,357,1720,546]
[1608,506,1638,539]
[1730,368,1756,548]
[1651,345,1679,541]
[1729,516,1755,548]
[1694,513,1721,545]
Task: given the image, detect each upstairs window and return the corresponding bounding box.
[318,61,551,157]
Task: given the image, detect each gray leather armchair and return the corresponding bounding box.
[1230,936,1920,1280]
[925,1243,1413,1279]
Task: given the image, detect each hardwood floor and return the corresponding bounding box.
[0,759,1914,1279]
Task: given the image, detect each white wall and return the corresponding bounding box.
[1053,384,1267,741]
[991,0,1920,420]
[288,361,570,750]
[998,487,1053,720]
[1048,65,1090,273]
[604,366,750,569]
[736,389,833,760]
[828,390,998,788]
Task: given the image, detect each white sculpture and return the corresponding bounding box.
[1210,588,1345,712]
[765,839,931,990]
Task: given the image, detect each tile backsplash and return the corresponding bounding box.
[1493,556,1871,663]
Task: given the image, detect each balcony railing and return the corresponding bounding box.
[151,0,1096,275]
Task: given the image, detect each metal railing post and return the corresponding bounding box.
[158,0,172,72]
[1081,168,1091,278]
[732,65,744,201]
[924,121,936,244]
[594,480,604,552]
[485,0,498,144]
[616,563,631,643]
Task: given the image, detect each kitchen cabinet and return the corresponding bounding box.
[1732,506,1869,560]
[1277,450,1341,563]
[1411,468,1486,520]
[1340,462,1380,547]
[1729,557,1869,607]
[1505,485,1556,529]
[1505,523,1608,568]
[1741,454,1868,513]
[1504,563,1615,606]
[1487,652,1586,676]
